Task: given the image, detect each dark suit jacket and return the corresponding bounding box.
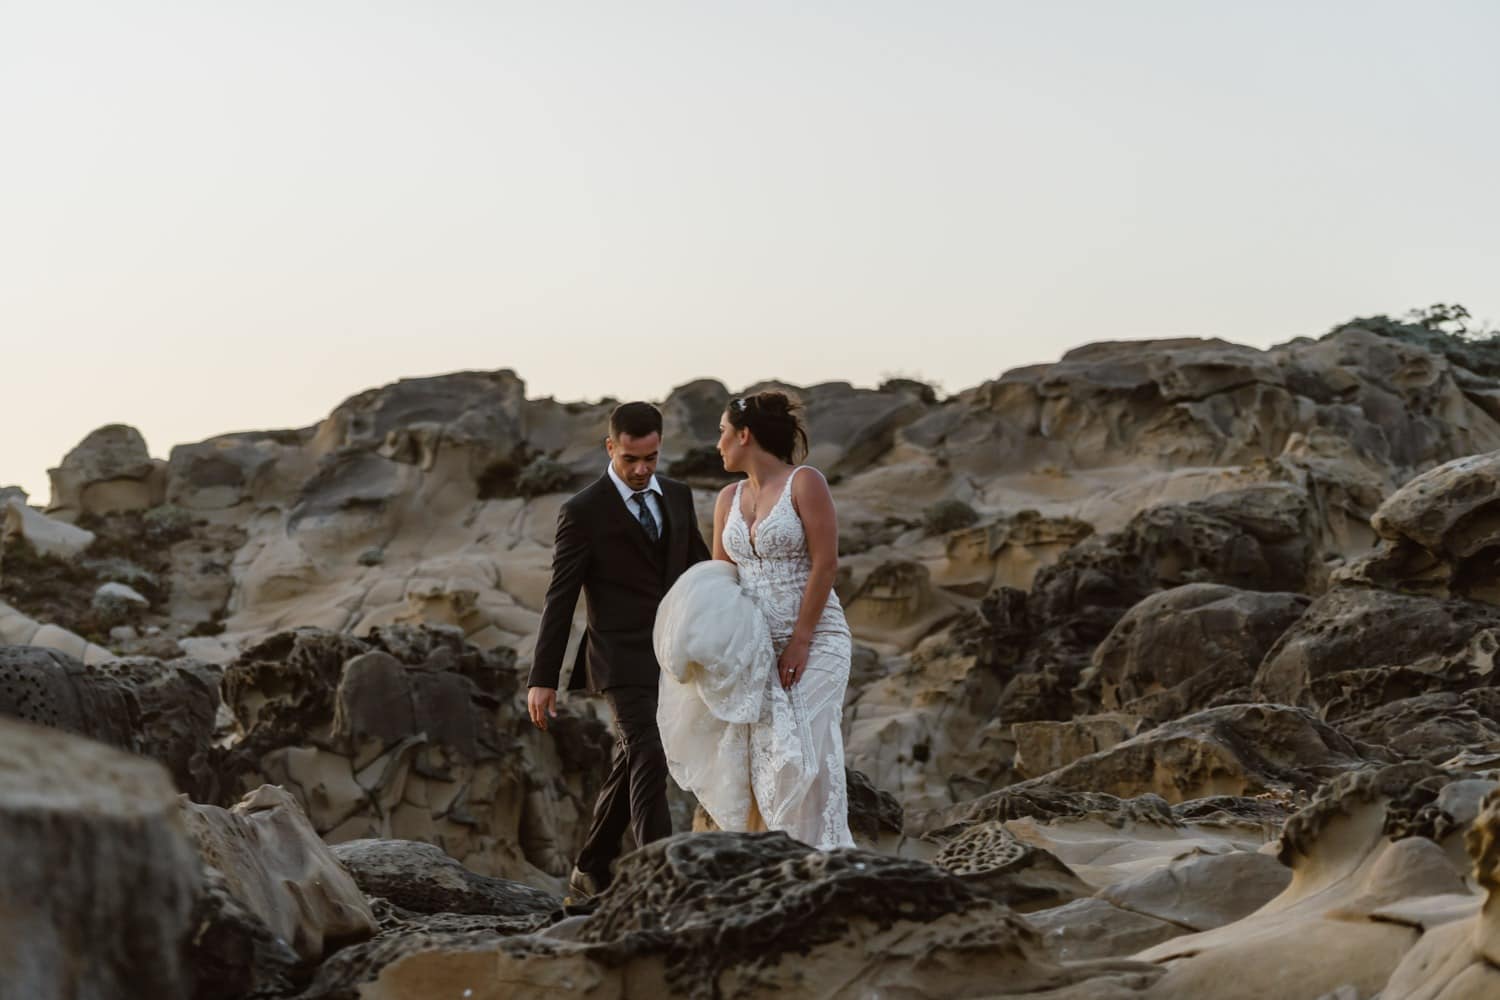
[528,473,712,693]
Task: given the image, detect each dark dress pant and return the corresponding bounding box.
[574,684,672,883]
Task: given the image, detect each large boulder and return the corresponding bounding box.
[213,625,610,889]
[1340,450,1500,602]
[0,716,201,999]
[331,839,557,916]
[997,484,1321,726]
[1000,704,1388,804]
[0,645,221,798]
[354,831,1161,999]
[1252,587,1500,714]
[46,424,167,520]
[180,784,376,963]
[1,497,95,560]
[1086,583,1311,721]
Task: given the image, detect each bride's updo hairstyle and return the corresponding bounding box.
[727,391,809,465]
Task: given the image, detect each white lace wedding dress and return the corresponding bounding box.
[654,467,855,850]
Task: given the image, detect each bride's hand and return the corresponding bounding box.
[778,636,811,689]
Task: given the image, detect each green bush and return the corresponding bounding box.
[923,499,979,535]
[142,504,195,545]
[515,457,575,499]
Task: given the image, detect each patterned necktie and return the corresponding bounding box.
[632,491,660,542]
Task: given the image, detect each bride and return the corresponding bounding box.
[653,390,855,850]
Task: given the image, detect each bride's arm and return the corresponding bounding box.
[712,483,736,562]
[781,468,838,687]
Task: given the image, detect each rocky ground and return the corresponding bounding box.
[5,312,1500,997]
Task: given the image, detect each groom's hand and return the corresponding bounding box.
[527,686,558,731]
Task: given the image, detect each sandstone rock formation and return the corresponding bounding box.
[0,716,201,999]
[214,625,610,889]
[356,831,1162,1000]
[1086,583,1310,722]
[47,423,167,521]
[11,314,1500,997]
[0,644,220,797]
[181,785,376,963]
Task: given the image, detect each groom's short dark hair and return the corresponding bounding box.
[609,401,663,440]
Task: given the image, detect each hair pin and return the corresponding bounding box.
[733,397,748,412]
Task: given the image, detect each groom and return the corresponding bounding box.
[526,400,712,900]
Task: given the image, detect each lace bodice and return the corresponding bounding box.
[723,467,850,644]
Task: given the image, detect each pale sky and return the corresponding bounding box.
[4,1,1498,504]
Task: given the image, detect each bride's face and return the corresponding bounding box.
[717,411,751,472]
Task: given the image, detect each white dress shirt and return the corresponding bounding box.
[606,463,664,532]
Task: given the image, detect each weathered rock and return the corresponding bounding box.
[0,602,114,663]
[1001,704,1388,805]
[312,369,529,482]
[843,559,963,648]
[47,424,167,520]
[1136,763,1479,1000]
[181,785,375,964]
[331,839,557,916]
[0,645,221,798]
[0,716,201,999]
[1097,848,1290,931]
[1339,450,1500,602]
[1,496,95,560]
[1023,897,1185,962]
[355,831,1160,1000]
[844,766,904,844]
[787,380,930,477]
[185,865,302,1000]
[1086,584,1310,722]
[214,626,609,889]
[1339,691,1500,763]
[1001,484,1321,726]
[936,510,1095,594]
[1252,587,1500,713]
[932,820,1093,911]
[660,378,731,462]
[297,900,552,1000]
[1012,714,1141,780]
[1380,786,1500,998]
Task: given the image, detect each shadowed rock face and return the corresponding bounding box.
[1252,587,1500,713]
[1003,704,1389,805]
[1087,583,1311,722]
[181,785,376,964]
[0,644,221,799]
[1340,450,1500,602]
[0,716,201,1000]
[524,830,1143,1000]
[212,625,611,889]
[331,839,557,917]
[995,484,1323,726]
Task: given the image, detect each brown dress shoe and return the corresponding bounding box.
[565,866,604,904]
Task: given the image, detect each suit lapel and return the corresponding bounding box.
[665,482,690,573]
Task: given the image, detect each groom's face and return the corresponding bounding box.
[606,431,661,492]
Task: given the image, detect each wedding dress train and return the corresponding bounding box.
[654,467,855,850]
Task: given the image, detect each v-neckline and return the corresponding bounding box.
[739,468,797,555]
